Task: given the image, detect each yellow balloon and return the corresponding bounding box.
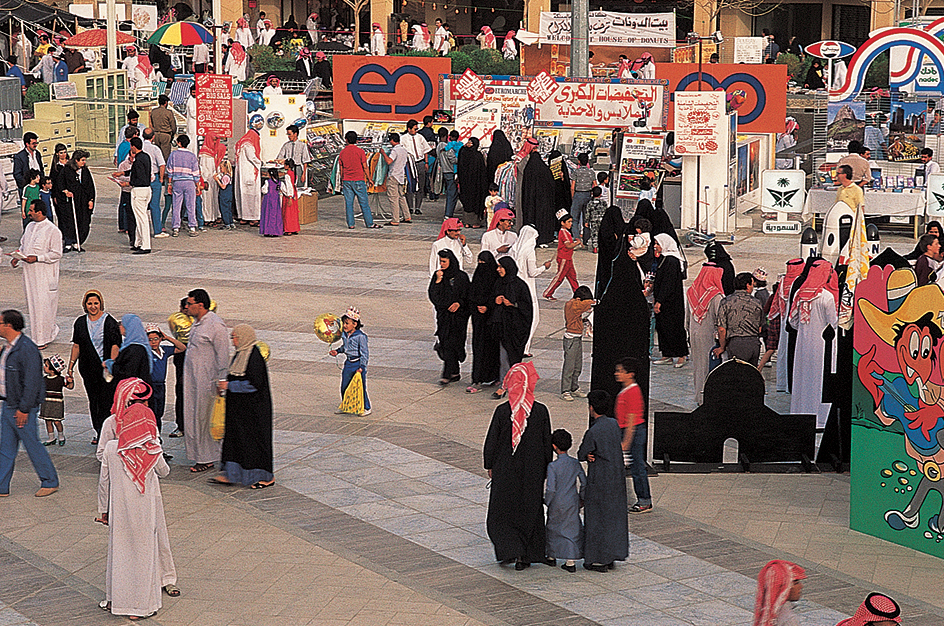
[313,313,341,344]
[257,341,271,361]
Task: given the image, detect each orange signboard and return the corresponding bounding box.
[655,63,787,133]
[333,55,452,121]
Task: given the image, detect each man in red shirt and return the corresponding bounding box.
[615,357,652,513]
[338,131,381,229]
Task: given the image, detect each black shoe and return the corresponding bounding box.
[583,563,607,573]
[0,235,6,242]
[561,563,576,573]
[132,249,152,254]
[514,559,530,571]
[543,557,556,567]
[414,208,423,215]
[163,453,173,461]
[130,245,140,251]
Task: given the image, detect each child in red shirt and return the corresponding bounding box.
[543,210,582,300]
[614,357,652,514]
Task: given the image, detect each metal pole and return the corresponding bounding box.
[570,0,589,77]
[213,0,222,74]
[697,37,703,89]
[19,19,26,69]
[106,0,117,71]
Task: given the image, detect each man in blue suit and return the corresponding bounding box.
[0,309,59,497]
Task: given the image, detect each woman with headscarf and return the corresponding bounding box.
[486,130,514,186]
[652,234,688,367]
[370,23,385,56]
[412,24,430,51]
[686,263,725,404]
[788,259,838,428]
[805,59,826,90]
[209,324,274,489]
[502,31,517,59]
[98,377,174,621]
[477,26,497,49]
[594,205,627,298]
[705,240,736,295]
[753,560,806,626]
[489,257,534,399]
[457,137,489,228]
[225,41,247,81]
[547,149,572,242]
[108,314,156,427]
[628,198,655,234]
[518,147,556,244]
[69,291,122,441]
[428,249,471,385]
[511,225,552,357]
[56,149,96,248]
[771,258,805,392]
[295,47,314,78]
[49,143,72,243]
[836,593,902,626]
[198,134,226,224]
[483,361,552,570]
[468,251,501,393]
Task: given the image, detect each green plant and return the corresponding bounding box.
[24,82,50,114]
[247,44,296,72]
[865,50,889,89]
[777,53,810,84]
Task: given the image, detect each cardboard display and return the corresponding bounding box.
[298,193,318,224]
[333,56,451,122]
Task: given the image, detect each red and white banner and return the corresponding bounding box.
[195,74,233,138]
[673,91,725,155]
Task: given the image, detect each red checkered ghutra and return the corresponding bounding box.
[527,71,557,105]
[454,68,485,101]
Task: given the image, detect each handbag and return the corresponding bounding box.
[210,395,226,440]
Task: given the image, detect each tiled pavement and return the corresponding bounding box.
[0,165,942,625]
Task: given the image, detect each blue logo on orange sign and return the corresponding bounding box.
[347,64,433,115]
[673,72,766,124]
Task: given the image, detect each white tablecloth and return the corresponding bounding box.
[801,188,926,220]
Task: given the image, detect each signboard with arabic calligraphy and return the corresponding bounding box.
[455,100,501,145]
[539,11,675,47]
[195,73,233,138]
[674,91,725,155]
[532,78,668,130]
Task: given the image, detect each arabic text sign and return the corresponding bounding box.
[455,100,501,143]
[539,11,675,47]
[674,91,725,155]
[195,74,233,138]
[533,79,668,130]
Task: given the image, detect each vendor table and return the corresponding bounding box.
[801,188,927,238]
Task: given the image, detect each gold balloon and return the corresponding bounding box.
[257,341,271,361]
[209,299,218,312]
[167,312,193,334]
[313,313,341,344]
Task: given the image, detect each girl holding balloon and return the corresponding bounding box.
[328,307,371,416]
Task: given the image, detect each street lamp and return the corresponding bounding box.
[687,30,723,89]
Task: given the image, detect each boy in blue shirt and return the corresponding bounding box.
[39,175,54,220]
[146,323,186,433]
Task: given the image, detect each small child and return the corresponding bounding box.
[329,307,371,416]
[753,560,806,626]
[41,355,73,446]
[214,160,236,230]
[544,428,585,573]
[281,158,300,236]
[615,357,652,513]
[146,323,186,434]
[585,187,608,253]
[21,168,41,227]
[596,170,610,189]
[484,183,503,229]
[561,286,594,401]
[543,210,582,301]
[259,168,284,236]
[39,175,54,221]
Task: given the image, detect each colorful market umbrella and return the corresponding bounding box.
[147,22,213,46]
[62,29,137,48]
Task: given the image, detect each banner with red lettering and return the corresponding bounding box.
[195,74,233,138]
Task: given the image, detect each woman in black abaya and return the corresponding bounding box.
[651,234,688,366]
[594,205,628,298]
[468,251,501,392]
[486,130,514,185]
[489,257,533,399]
[428,249,471,384]
[458,137,489,227]
[705,240,736,295]
[518,150,557,245]
[56,150,96,246]
[547,149,572,242]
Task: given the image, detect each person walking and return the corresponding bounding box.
[467,251,501,393]
[511,225,551,356]
[67,291,121,441]
[402,119,432,216]
[651,234,688,367]
[338,131,380,229]
[686,263,725,404]
[141,129,167,238]
[714,272,764,366]
[428,249,470,385]
[122,138,152,254]
[383,133,411,225]
[166,136,201,237]
[0,309,59,497]
[11,199,61,349]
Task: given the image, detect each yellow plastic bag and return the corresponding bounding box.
[338,372,365,415]
[210,396,226,440]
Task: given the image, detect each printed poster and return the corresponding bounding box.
[455,100,501,145]
[571,131,598,157]
[827,101,865,153]
[674,91,725,156]
[539,11,675,47]
[888,101,927,162]
[761,169,806,213]
[195,74,233,138]
[532,128,560,156]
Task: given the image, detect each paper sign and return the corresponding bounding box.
[621,133,664,159]
[674,91,725,155]
[734,37,764,64]
[455,101,501,144]
[453,68,485,101]
[539,11,675,47]
[195,74,233,138]
[52,82,78,100]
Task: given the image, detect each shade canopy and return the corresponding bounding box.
[62,29,136,48]
[147,21,213,46]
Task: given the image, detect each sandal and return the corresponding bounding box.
[190,462,214,473]
[128,612,156,620]
[250,481,274,489]
[466,385,482,394]
[163,584,181,597]
[492,389,507,400]
[207,476,235,485]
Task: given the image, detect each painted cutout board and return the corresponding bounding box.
[852,265,944,559]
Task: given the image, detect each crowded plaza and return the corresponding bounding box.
[0,0,944,624]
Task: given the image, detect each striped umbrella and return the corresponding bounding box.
[147,22,214,46]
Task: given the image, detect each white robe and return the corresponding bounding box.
[237,141,262,220]
[98,440,173,618]
[198,154,220,222]
[514,247,546,355]
[183,311,229,464]
[789,290,837,428]
[480,229,517,261]
[225,55,247,82]
[685,293,723,405]
[258,29,274,46]
[262,85,282,96]
[307,17,319,44]
[429,237,473,276]
[185,97,197,155]
[776,307,791,392]
[235,27,254,49]
[371,31,385,56]
[18,219,61,346]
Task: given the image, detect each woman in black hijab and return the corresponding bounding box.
[489,257,533,399]
[705,241,736,295]
[486,130,514,185]
[518,150,557,245]
[428,249,471,385]
[547,149,572,241]
[594,205,628,298]
[628,198,656,234]
[468,251,501,392]
[805,59,826,90]
[458,137,489,227]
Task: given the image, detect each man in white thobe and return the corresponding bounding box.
[181,288,229,470]
[789,264,838,429]
[429,218,473,275]
[11,200,61,348]
[236,119,263,221]
[185,86,198,156]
